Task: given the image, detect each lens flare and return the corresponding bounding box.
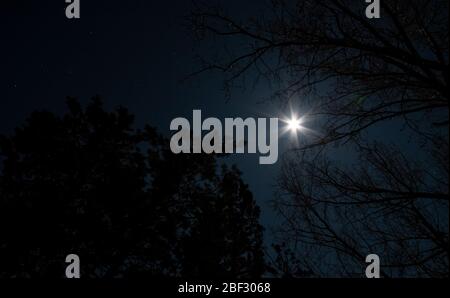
[286,117,303,132]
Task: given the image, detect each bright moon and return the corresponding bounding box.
[287,117,303,132]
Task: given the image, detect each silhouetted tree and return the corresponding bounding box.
[276,140,448,277]
[0,97,264,278]
[191,0,448,135]
[191,0,448,277]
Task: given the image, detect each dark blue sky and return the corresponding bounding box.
[0,0,291,240]
[0,0,430,246]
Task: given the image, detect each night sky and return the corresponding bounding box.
[0,0,432,241]
[1,0,448,284]
[0,0,293,239]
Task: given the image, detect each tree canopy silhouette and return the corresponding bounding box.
[0,97,265,278]
[191,0,448,277]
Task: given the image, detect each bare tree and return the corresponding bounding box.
[276,139,448,277]
[190,0,448,276]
